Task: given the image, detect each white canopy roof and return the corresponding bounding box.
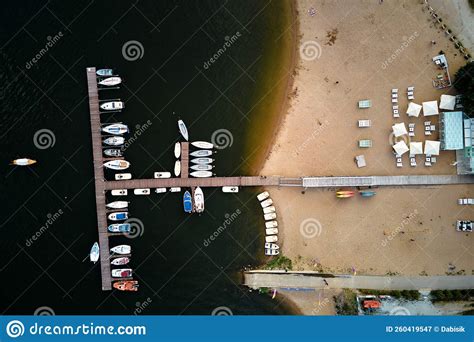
[409,142,423,155]
[422,100,439,116]
[393,140,409,155]
[439,94,456,110]
[406,102,422,117]
[392,122,408,137]
[424,140,440,155]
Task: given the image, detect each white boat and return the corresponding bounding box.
[191,158,214,164]
[90,242,99,263]
[12,158,37,166]
[194,187,204,213]
[266,228,279,235]
[191,141,213,149]
[103,136,125,146]
[115,173,132,180]
[108,211,129,221]
[263,206,276,214]
[178,120,189,141]
[106,201,128,209]
[264,242,279,250]
[222,186,239,193]
[111,189,127,196]
[102,123,129,135]
[174,160,181,177]
[265,221,278,228]
[191,164,213,171]
[257,191,270,201]
[265,249,279,256]
[99,76,122,86]
[134,188,150,195]
[190,171,213,178]
[169,187,181,192]
[265,235,278,243]
[260,199,273,208]
[174,142,181,158]
[100,101,124,111]
[155,188,167,194]
[264,213,277,221]
[104,160,130,170]
[96,69,113,76]
[104,148,123,157]
[111,268,133,278]
[111,257,130,266]
[110,245,131,255]
[154,172,171,179]
[190,150,213,157]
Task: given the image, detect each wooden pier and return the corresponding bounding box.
[180,142,189,178]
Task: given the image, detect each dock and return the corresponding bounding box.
[180,142,189,178]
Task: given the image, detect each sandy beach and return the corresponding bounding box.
[260,0,474,305]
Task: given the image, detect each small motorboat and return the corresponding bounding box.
[266,228,279,235]
[90,242,99,263]
[222,186,238,193]
[100,101,124,111]
[264,242,279,250]
[190,171,213,178]
[115,173,132,180]
[360,190,376,197]
[260,199,273,208]
[191,141,213,149]
[174,160,181,177]
[336,190,355,198]
[263,206,276,214]
[174,142,181,159]
[113,280,138,292]
[178,120,189,141]
[104,148,123,157]
[183,191,192,213]
[103,160,130,170]
[12,158,37,166]
[169,187,181,192]
[265,249,279,256]
[257,191,270,201]
[190,150,213,157]
[108,212,129,221]
[99,76,122,86]
[111,257,130,266]
[265,235,278,243]
[102,123,129,135]
[106,201,128,209]
[191,158,214,164]
[134,188,150,195]
[96,69,113,76]
[154,172,171,179]
[264,213,277,221]
[110,245,131,255]
[111,189,127,196]
[108,223,131,233]
[194,187,204,213]
[191,164,213,171]
[103,136,125,146]
[265,221,278,228]
[112,268,132,278]
[155,188,167,194]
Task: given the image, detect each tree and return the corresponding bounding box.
[454,61,474,117]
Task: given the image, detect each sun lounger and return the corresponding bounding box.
[408,94,415,100]
[358,119,371,127]
[392,88,398,93]
[424,121,431,126]
[393,112,400,118]
[425,156,432,167]
[425,131,432,136]
[355,155,366,168]
[431,156,437,163]
[358,100,372,108]
[410,157,417,167]
[392,93,398,99]
[392,105,399,110]
[430,125,435,131]
[359,139,372,148]
[391,98,398,103]
[407,86,414,91]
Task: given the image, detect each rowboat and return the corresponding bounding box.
[191,141,213,149]
[103,136,125,146]
[110,245,131,255]
[102,123,129,135]
[174,142,181,158]
[336,190,355,198]
[134,188,150,195]
[106,201,128,209]
[111,257,130,265]
[154,172,171,179]
[169,187,181,192]
[191,158,214,164]
[115,173,132,180]
[104,148,123,157]
[257,191,270,201]
[264,242,279,250]
[265,221,278,228]
[99,76,122,86]
[111,189,127,196]
[183,191,192,213]
[96,69,113,76]
[266,228,278,235]
[11,158,37,166]
[112,268,132,278]
[265,249,279,256]
[194,187,204,213]
[263,206,276,214]
[113,280,138,292]
[90,242,99,263]
[190,171,213,178]
[264,213,277,221]
[260,199,273,208]
[103,160,130,170]
[108,223,131,233]
[100,101,124,111]
[190,164,213,171]
[222,186,238,193]
[178,120,189,141]
[190,150,213,157]
[174,160,181,177]
[155,188,167,194]
[265,235,278,243]
[108,212,128,221]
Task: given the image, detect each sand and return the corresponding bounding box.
[261,0,474,286]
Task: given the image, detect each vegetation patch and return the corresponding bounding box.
[334,289,358,315]
[264,256,293,270]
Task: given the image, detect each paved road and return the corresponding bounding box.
[243,271,474,290]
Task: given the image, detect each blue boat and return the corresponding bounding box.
[96,68,113,76]
[183,191,192,213]
[108,223,131,233]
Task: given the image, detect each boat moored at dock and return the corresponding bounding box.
[222,186,238,193]
[108,223,131,233]
[264,213,277,221]
[110,245,131,255]
[103,136,125,146]
[260,199,273,208]
[190,150,213,157]
[183,191,192,213]
[115,173,132,180]
[190,171,213,178]
[102,123,129,135]
[266,228,279,235]
[191,141,213,149]
[264,242,279,250]
[191,158,214,164]
[99,76,122,86]
[104,148,123,157]
[111,268,133,278]
[134,188,150,195]
[194,187,204,213]
[108,212,129,221]
[113,280,138,292]
[174,160,181,177]
[111,189,127,196]
[100,101,124,111]
[257,191,270,201]
[263,206,276,214]
[265,221,278,228]
[265,235,278,243]
[174,142,181,158]
[169,187,181,192]
[265,249,279,256]
[154,172,171,179]
[155,188,167,194]
[103,160,130,170]
[178,120,189,141]
[106,201,128,209]
[191,164,213,171]
[96,69,113,76]
[111,257,130,265]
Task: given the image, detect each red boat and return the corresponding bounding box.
[113,280,139,292]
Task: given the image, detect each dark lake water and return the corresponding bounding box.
[0,1,294,314]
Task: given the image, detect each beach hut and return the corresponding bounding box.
[393,141,409,155]
[422,100,439,116]
[409,142,423,156]
[392,123,408,137]
[439,94,456,110]
[424,140,441,155]
[406,102,422,117]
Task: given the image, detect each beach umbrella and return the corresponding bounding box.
[439,94,456,110]
[406,102,422,117]
[409,142,423,155]
[422,100,439,116]
[392,122,407,137]
[424,140,440,155]
[393,141,409,155]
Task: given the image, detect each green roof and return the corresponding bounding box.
[441,111,464,150]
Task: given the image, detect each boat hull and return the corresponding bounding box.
[183,191,192,213]
[191,141,213,149]
[190,171,213,178]
[190,150,213,157]
[174,142,181,158]
[106,201,129,209]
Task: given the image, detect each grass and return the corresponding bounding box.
[430,290,473,302]
[264,256,293,270]
[358,289,420,301]
[334,289,358,315]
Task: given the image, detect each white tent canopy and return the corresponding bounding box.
[409,142,423,155]
[392,122,408,137]
[393,140,409,155]
[406,102,422,117]
[424,140,440,155]
[439,94,456,110]
[422,100,439,116]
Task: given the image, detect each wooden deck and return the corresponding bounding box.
[181,142,189,178]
